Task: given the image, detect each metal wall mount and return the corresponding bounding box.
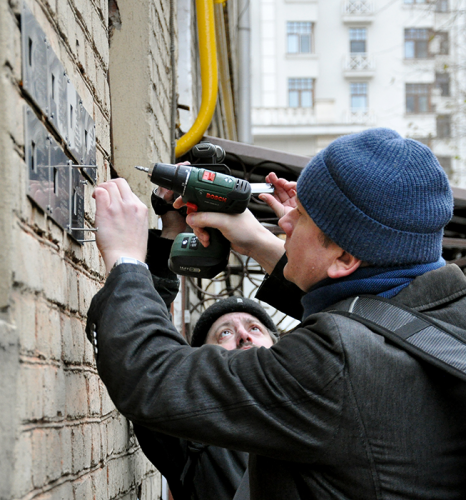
[21,0,97,184]
[25,105,92,244]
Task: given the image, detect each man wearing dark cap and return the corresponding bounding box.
[133,197,277,500]
[87,128,466,499]
[133,296,277,500]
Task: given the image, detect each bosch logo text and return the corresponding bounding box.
[206,193,227,202]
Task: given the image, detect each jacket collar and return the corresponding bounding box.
[392,264,466,312]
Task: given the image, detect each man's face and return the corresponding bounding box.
[205,312,275,350]
[278,198,343,292]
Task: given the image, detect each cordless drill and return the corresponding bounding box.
[136,143,272,278]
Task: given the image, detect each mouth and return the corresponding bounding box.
[239,344,255,351]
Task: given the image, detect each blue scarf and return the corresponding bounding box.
[301,258,446,319]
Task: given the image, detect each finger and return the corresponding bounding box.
[173,196,186,209]
[192,227,210,247]
[109,178,135,201]
[93,185,111,208]
[259,194,284,218]
[265,172,278,184]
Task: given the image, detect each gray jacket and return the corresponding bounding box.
[86,264,466,499]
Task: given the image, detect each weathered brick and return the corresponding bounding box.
[36,300,60,361]
[60,425,72,475]
[62,314,85,364]
[105,417,114,458]
[42,365,66,419]
[66,266,80,312]
[32,428,47,488]
[73,473,93,500]
[107,456,128,498]
[91,467,108,500]
[87,371,101,415]
[33,481,73,500]
[84,42,97,91]
[12,430,33,498]
[13,230,45,293]
[18,364,43,422]
[113,414,130,455]
[71,425,85,474]
[12,291,36,354]
[83,423,93,467]
[83,330,96,365]
[90,422,102,466]
[94,93,111,152]
[78,273,100,316]
[101,381,115,417]
[45,428,63,483]
[65,370,88,418]
[56,0,77,49]
[73,0,91,32]
[75,23,86,69]
[43,251,67,306]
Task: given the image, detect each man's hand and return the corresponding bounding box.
[155,187,188,240]
[93,178,149,274]
[179,208,285,275]
[259,172,297,218]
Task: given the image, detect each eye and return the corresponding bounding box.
[219,330,233,339]
[250,326,262,334]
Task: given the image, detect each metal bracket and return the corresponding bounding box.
[25,104,97,245]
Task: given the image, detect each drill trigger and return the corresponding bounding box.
[187,202,198,214]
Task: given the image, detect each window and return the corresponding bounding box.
[406,84,432,113]
[436,156,452,177]
[437,115,451,138]
[350,28,366,53]
[288,78,314,108]
[435,72,450,96]
[350,82,368,110]
[287,22,313,54]
[433,31,449,55]
[405,29,430,59]
[436,0,448,11]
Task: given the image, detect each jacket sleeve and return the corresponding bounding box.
[133,423,190,500]
[86,265,346,463]
[255,253,305,320]
[146,229,180,310]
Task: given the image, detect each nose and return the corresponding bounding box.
[236,327,252,347]
[278,209,296,238]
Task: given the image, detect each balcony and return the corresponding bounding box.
[343,53,376,78]
[252,100,336,127]
[342,0,375,23]
[344,109,376,125]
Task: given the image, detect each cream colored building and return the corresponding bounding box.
[251,0,466,188]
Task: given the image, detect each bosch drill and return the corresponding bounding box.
[136,143,272,278]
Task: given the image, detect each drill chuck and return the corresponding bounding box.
[149,163,192,195]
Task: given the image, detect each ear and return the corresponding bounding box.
[327,250,362,279]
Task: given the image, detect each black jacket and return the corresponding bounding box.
[133,230,248,500]
[87,260,466,499]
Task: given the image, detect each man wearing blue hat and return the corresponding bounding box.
[87,128,466,499]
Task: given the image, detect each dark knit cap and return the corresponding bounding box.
[190,297,277,347]
[297,128,453,266]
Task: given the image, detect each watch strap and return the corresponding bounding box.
[112,257,149,271]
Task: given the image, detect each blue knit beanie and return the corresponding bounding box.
[297,128,453,266]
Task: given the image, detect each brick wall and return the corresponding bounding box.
[0,0,175,497]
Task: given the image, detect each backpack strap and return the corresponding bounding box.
[329,295,466,382]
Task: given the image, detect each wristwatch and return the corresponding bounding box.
[111,257,149,272]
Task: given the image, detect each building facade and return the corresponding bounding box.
[251,0,466,188]
[0,0,240,498]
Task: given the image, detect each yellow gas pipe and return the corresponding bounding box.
[175,0,219,159]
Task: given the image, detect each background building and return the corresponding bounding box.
[251,0,466,188]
